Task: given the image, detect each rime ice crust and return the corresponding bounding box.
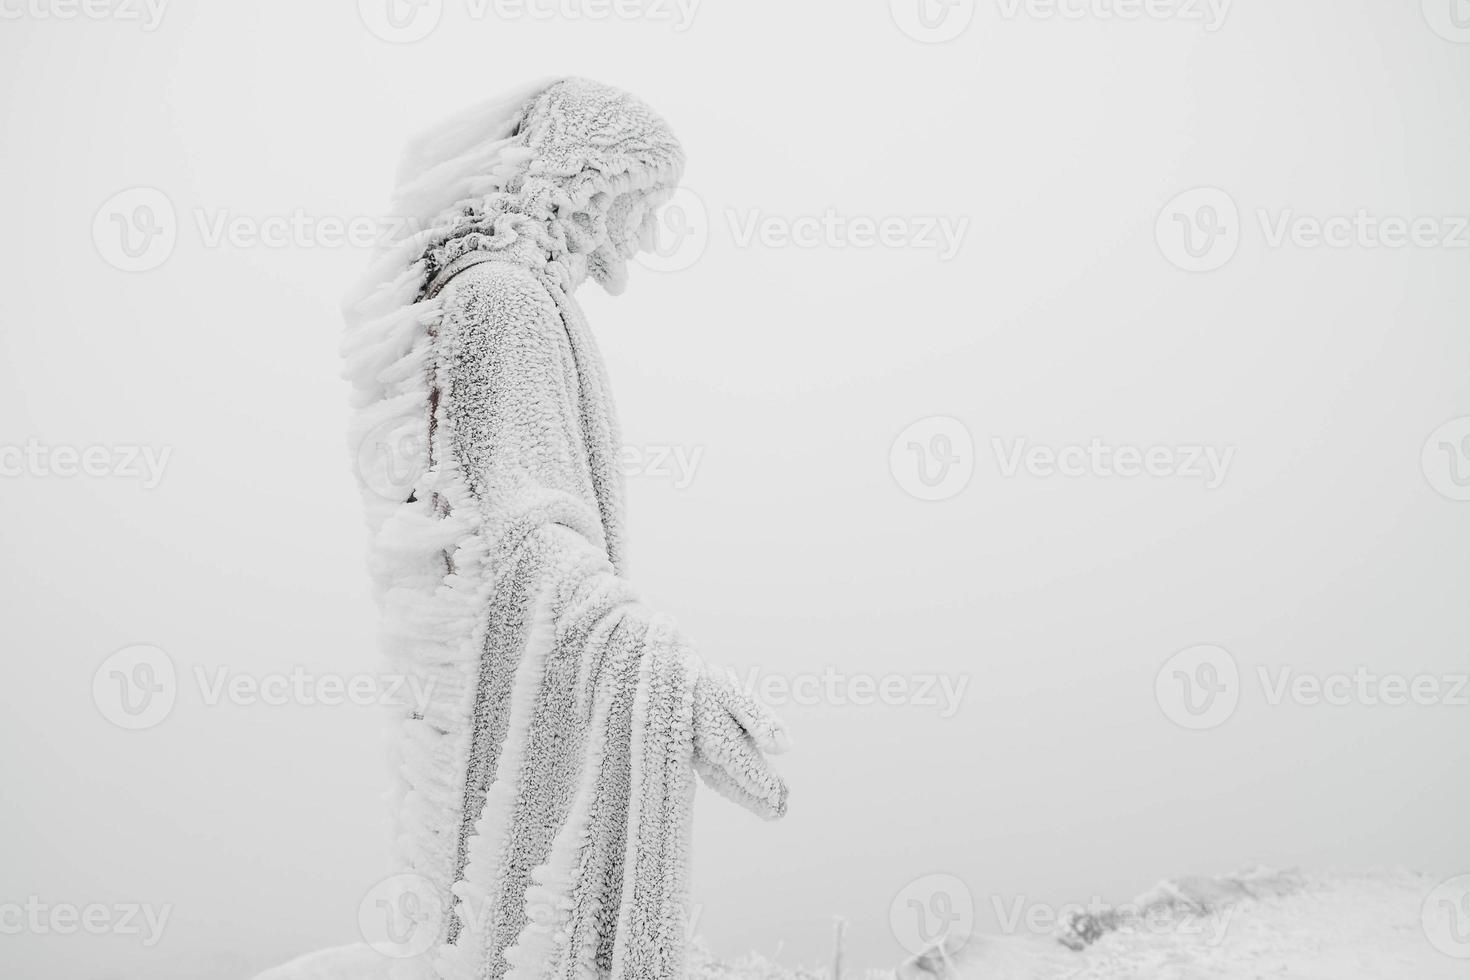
[896,869,1461,980]
[337,78,787,980]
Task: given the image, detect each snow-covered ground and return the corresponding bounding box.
[255,869,1469,979]
[886,869,1469,980]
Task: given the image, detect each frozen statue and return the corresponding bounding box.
[258,77,789,980]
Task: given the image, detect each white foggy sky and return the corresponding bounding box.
[1,1,1468,975]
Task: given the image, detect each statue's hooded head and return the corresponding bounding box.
[386,76,685,296]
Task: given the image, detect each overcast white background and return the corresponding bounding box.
[2,0,1469,976]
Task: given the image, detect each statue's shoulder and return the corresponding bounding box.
[437,258,562,352]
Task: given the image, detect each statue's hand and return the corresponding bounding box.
[689,663,790,819]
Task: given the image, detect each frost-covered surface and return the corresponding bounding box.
[326,76,790,980]
[897,869,1466,980]
[254,869,1465,980]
